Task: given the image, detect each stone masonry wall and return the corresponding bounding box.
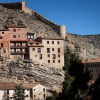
[0,2,22,10]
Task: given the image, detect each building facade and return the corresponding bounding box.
[0,82,46,100]
[82,58,100,81]
[0,25,64,68]
[29,37,64,68]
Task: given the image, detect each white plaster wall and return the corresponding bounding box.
[0,90,4,100]
[32,84,46,100]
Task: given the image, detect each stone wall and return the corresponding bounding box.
[0,2,22,10]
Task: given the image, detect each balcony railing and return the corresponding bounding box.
[10,46,27,49]
[10,52,27,55]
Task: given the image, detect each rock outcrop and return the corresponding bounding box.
[0,58,64,92]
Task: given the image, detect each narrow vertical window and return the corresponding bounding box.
[52,48,54,51]
[33,48,35,51]
[47,54,50,57]
[1,43,3,47]
[3,49,6,53]
[47,48,50,53]
[53,54,56,59]
[47,41,49,44]
[48,60,50,63]
[58,60,60,63]
[58,54,60,57]
[37,48,41,53]
[52,41,54,44]
[13,35,16,38]
[53,60,55,63]
[39,54,42,59]
[13,29,16,32]
[57,41,60,44]
[58,48,60,53]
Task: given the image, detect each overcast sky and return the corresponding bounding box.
[0,0,100,35]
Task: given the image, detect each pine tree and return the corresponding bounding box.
[60,46,91,100]
[13,85,26,100]
[90,75,100,100]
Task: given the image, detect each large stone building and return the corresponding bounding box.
[0,25,65,68]
[29,37,64,68]
[82,58,100,81]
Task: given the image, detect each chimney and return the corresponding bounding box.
[59,25,66,40]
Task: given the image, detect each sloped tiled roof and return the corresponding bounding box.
[0,82,39,90]
[0,82,16,90]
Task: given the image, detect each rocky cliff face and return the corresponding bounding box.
[65,33,100,59]
[0,58,64,92]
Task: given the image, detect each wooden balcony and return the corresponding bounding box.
[10,46,27,49]
[10,52,27,55]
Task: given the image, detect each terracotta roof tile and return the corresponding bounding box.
[0,82,39,90]
[22,83,38,89]
[82,57,100,63]
[0,82,16,90]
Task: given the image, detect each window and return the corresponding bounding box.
[58,48,60,53]
[28,35,30,39]
[3,49,6,53]
[52,41,54,44]
[1,43,3,47]
[53,60,55,63]
[27,34,34,40]
[47,54,50,57]
[39,54,42,59]
[47,48,50,53]
[7,90,9,95]
[30,43,33,45]
[33,48,35,51]
[18,29,20,31]
[58,54,60,57]
[57,41,60,44]
[53,54,56,59]
[47,41,49,44]
[58,60,60,63]
[43,88,45,92]
[18,35,20,37]
[36,43,39,45]
[37,48,41,53]
[13,35,16,38]
[7,96,9,100]
[52,48,54,51]
[48,60,50,63]
[44,94,45,99]
[13,29,16,32]
[34,89,35,91]
[2,32,4,34]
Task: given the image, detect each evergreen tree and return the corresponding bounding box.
[60,46,91,100]
[13,85,26,100]
[90,75,100,100]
